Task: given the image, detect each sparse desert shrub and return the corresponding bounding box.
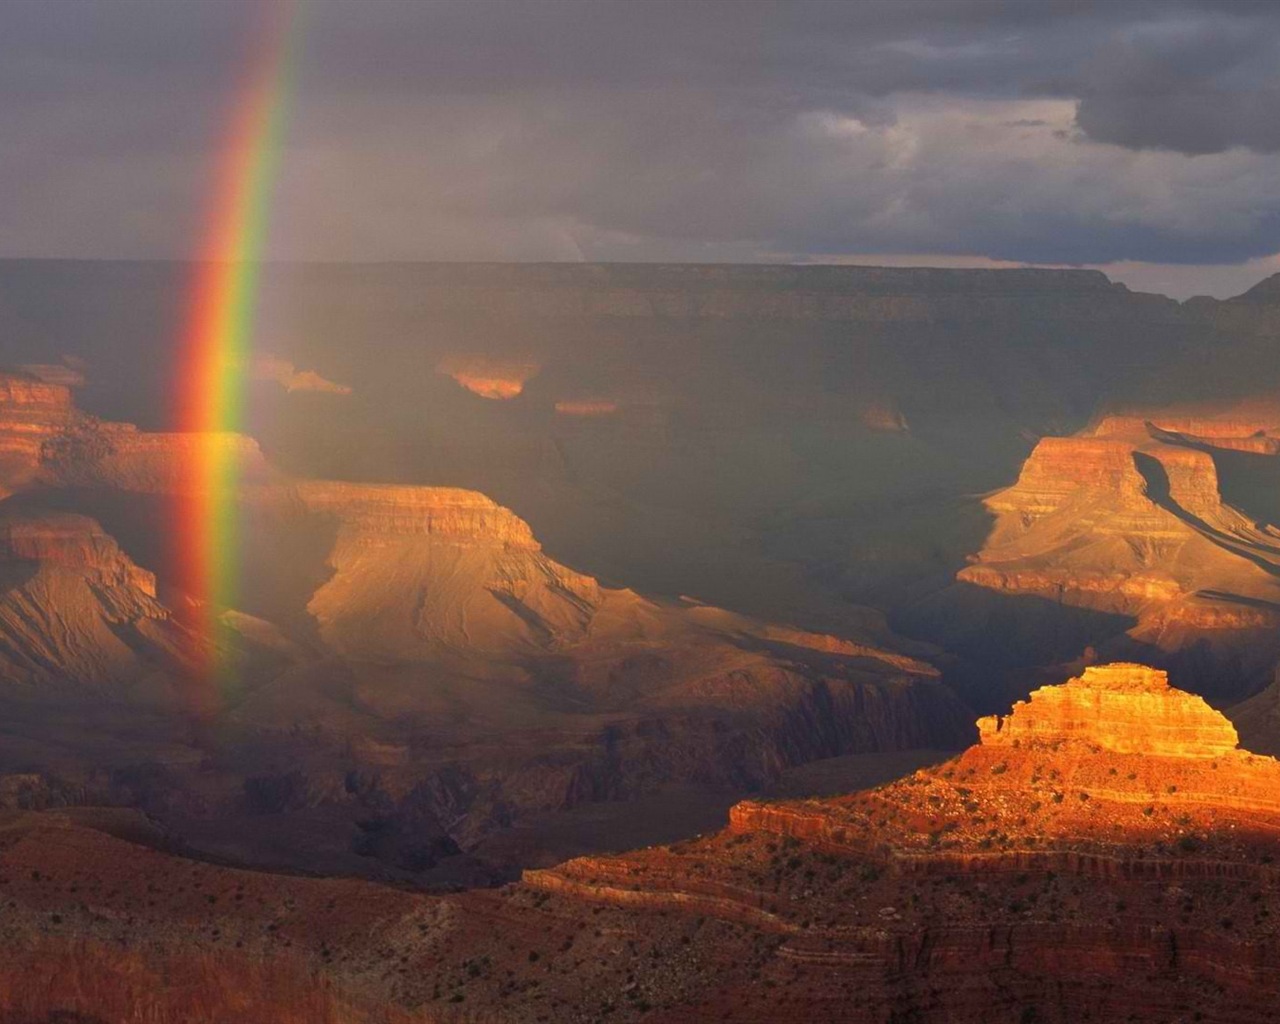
[0,938,436,1024]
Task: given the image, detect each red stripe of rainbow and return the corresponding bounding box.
[174,0,300,689]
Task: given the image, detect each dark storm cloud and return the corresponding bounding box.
[1,0,1279,271]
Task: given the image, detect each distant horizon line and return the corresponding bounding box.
[0,256,1274,303]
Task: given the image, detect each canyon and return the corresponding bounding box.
[2,663,1278,1022]
[912,398,1280,707]
[0,368,968,885]
[0,262,1276,1018]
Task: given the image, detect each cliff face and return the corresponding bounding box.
[1,262,1275,693]
[501,663,1280,1022]
[0,512,193,690]
[0,373,971,881]
[0,372,78,496]
[0,369,272,499]
[977,663,1238,757]
[2,663,1277,1023]
[0,512,156,597]
[926,403,1280,701]
[296,481,603,658]
[12,260,1205,658]
[47,427,273,494]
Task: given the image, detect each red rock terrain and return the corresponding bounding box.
[0,373,80,497]
[508,663,1280,1022]
[924,404,1280,702]
[2,662,1278,1022]
[437,355,540,400]
[0,371,970,882]
[0,512,196,692]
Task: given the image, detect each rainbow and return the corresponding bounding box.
[174,0,301,689]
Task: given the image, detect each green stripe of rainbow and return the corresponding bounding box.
[175,0,300,691]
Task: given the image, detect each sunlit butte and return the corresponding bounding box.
[436,355,542,400]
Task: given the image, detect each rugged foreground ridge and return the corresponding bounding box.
[2,663,1279,1022]
[512,663,1280,1021]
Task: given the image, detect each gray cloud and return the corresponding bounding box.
[1074,7,1280,153]
[1,0,1279,273]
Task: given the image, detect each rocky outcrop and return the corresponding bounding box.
[437,354,540,399]
[0,512,193,689]
[1090,395,1280,446]
[723,663,1280,854]
[293,481,603,658]
[295,481,543,546]
[0,372,269,501]
[937,403,1280,701]
[0,513,157,598]
[0,372,78,495]
[501,664,1280,1021]
[4,663,1276,1022]
[976,663,1238,757]
[48,427,273,494]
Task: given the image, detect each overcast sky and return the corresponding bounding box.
[3,0,1280,297]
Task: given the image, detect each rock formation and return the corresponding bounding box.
[0,368,971,881]
[506,663,1280,1021]
[0,512,194,690]
[924,405,1280,702]
[6,258,1280,901]
[3,663,1279,1022]
[977,663,1238,757]
[295,480,603,657]
[437,354,540,399]
[250,353,352,395]
[0,371,78,496]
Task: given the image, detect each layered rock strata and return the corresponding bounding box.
[4,665,1280,1022]
[0,370,971,874]
[0,512,192,688]
[507,664,1280,1021]
[977,663,1238,757]
[938,404,1280,699]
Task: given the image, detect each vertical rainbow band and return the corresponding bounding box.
[175,0,300,690]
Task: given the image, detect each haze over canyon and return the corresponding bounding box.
[9,0,1280,1017]
[0,260,1271,1020]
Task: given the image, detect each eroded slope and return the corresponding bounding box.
[912,405,1280,704]
[3,664,1279,1023]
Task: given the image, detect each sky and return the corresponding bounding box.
[3,0,1280,298]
